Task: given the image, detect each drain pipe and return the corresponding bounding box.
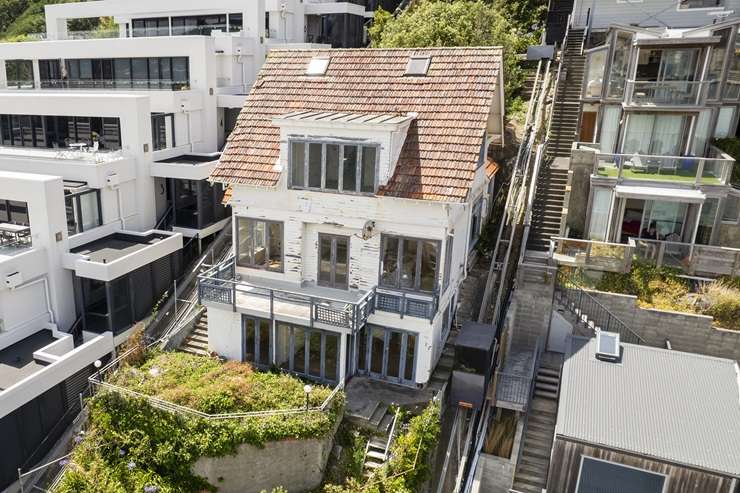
[115,187,126,229]
[11,277,56,325]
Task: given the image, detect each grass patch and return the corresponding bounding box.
[56,351,344,493]
[596,165,721,184]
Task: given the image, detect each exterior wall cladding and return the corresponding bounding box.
[573,0,740,30]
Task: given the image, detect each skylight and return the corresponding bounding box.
[306,57,330,76]
[405,55,431,76]
[595,331,621,362]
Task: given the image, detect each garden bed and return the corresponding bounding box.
[55,351,344,493]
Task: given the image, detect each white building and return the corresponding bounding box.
[200,47,504,387]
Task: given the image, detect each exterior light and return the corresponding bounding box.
[304,384,313,412]
[94,360,102,369]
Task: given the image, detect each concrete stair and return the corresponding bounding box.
[511,365,561,493]
[527,166,569,251]
[362,437,391,478]
[180,311,209,356]
[548,28,586,159]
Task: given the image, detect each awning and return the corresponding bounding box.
[614,185,706,203]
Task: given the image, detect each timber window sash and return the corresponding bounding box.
[289,139,379,194]
[379,234,440,293]
[236,217,283,272]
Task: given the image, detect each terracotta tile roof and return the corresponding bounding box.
[486,157,501,179]
[222,185,232,205]
[211,47,503,202]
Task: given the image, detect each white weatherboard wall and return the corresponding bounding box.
[0,172,75,332]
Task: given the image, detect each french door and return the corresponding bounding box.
[243,316,271,367]
[356,326,417,385]
[318,234,349,289]
[275,322,340,383]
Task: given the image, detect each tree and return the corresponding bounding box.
[368,0,533,103]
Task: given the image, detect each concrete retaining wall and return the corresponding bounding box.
[192,419,338,493]
[585,289,740,361]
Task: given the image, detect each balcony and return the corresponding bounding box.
[549,236,740,277]
[374,288,438,322]
[198,260,376,332]
[578,144,735,186]
[625,80,709,107]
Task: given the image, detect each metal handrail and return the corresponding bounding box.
[384,407,402,460]
[555,270,645,344]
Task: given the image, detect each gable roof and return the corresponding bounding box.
[557,337,740,477]
[211,47,503,202]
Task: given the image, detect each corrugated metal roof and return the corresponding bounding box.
[210,47,503,202]
[557,337,740,477]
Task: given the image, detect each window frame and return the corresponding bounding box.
[575,456,668,493]
[317,233,350,290]
[65,188,103,236]
[379,234,441,294]
[288,139,380,195]
[235,216,284,272]
[442,233,455,293]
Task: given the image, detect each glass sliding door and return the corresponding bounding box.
[357,326,418,385]
[274,323,341,383]
[622,113,688,156]
[243,316,271,366]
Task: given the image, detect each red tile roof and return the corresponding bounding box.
[486,157,501,179]
[211,47,503,202]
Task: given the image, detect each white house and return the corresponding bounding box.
[200,47,504,387]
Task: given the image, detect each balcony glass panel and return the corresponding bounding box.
[595,153,732,185]
[707,28,732,99]
[606,32,632,99]
[584,48,607,99]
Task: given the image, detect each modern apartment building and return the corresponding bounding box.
[199,47,504,387]
[544,17,740,276]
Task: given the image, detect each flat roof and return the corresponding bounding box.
[0,330,55,391]
[557,337,740,477]
[71,232,170,264]
[155,153,220,165]
[456,321,496,350]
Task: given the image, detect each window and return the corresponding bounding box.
[622,113,690,156]
[171,14,227,36]
[583,48,607,99]
[470,199,483,250]
[724,27,740,99]
[607,32,632,99]
[290,140,378,193]
[0,199,29,225]
[714,106,736,138]
[62,57,189,90]
[151,113,174,151]
[405,56,431,76]
[229,13,243,32]
[696,198,719,245]
[380,235,440,293]
[236,217,283,271]
[707,28,732,99]
[243,316,271,366]
[65,187,102,235]
[356,325,418,383]
[318,234,349,289]
[39,59,62,88]
[442,234,454,292]
[588,188,612,241]
[723,195,740,223]
[306,57,330,75]
[132,17,168,37]
[0,114,121,150]
[275,323,340,383]
[5,60,34,89]
[576,457,666,493]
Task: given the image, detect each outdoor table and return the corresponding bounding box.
[69,143,88,151]
[0,222,31,245]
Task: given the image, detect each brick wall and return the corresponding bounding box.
[586,290,740,361]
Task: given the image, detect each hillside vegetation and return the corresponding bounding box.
[0,0,100,40]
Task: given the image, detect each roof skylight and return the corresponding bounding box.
[306,57,330,76]
[405,55,431,76]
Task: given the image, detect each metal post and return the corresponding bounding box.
[18,468,23,493]
[79,392,84,411]
[173,279,178,320]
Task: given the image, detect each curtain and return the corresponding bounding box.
[599,106,621,153]
[622,114,654,155]
[714,106,735,139]
[589,188,612,241]
[691,110,711,156]
[650,114,684,155]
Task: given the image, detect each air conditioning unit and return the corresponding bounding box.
[5,272,23,289]
[595,331,621,362]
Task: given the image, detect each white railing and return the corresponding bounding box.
[591,150,734,185]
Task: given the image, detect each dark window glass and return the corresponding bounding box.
[404,334,416,381]
[229,13,243,32]
[325,144,340,190]
[5,60,34,89]
[343,145,358,191]
[325,333,338,381]
[361,146,376,192]
[293,327,305,373]
[420,240,439,292]
[148,58,161,89]
[114,58,132,88]
[401,239,418,289]
[370,327,384,374]
[131,58,148,89]
[381,236,399,286]
[276,323,291,370]
[237,217,283,271]
[258,319,270,366]
[308,332,321,378]
[358,327,367,371]
[172,57,189,89]
[132,19,146,37]
[308,143,323,188]
[381,235,439,293]
[291,141,305,187]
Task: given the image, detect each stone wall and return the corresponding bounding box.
[565,148,594,238]
[585,289,740,361]
[192,419,339,493]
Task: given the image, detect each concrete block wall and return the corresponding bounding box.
[565,148,594,238]
[511,265,555,349]
[585,290,740,361]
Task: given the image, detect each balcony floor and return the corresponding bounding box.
[597,166,721,185]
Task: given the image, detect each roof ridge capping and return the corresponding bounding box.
[267,45,505,52]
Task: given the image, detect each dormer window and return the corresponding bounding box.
[289,140,378,194]
[306,57,330,76]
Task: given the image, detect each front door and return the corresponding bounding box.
[357,326,417,385]
[579,111,597,142]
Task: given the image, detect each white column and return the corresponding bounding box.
[339,332,348,382]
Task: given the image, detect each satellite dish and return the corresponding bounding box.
[362,220,376,240]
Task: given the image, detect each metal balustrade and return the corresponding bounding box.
[374,289,438,321]
[197,259,376,332]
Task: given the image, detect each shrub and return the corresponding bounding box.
[700,281,740,330]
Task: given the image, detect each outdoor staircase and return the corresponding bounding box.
[362,408,401,478]
[526,27,586,252]
[511,365,562,493]
[180,311,209,356]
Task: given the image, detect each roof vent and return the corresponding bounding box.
[306,56,330,76]
[405,55,431,76]
[595,331,621,362]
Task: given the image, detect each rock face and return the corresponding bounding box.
[192,432,335,493]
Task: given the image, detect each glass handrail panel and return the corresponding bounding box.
[627,80,703,106]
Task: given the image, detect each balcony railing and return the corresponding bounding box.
[198,259,376,332]
[550,236,740,277]
[625,80,706,106]
[592,150,733,185]
[374,288,438,322]
[36,79,190,91]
